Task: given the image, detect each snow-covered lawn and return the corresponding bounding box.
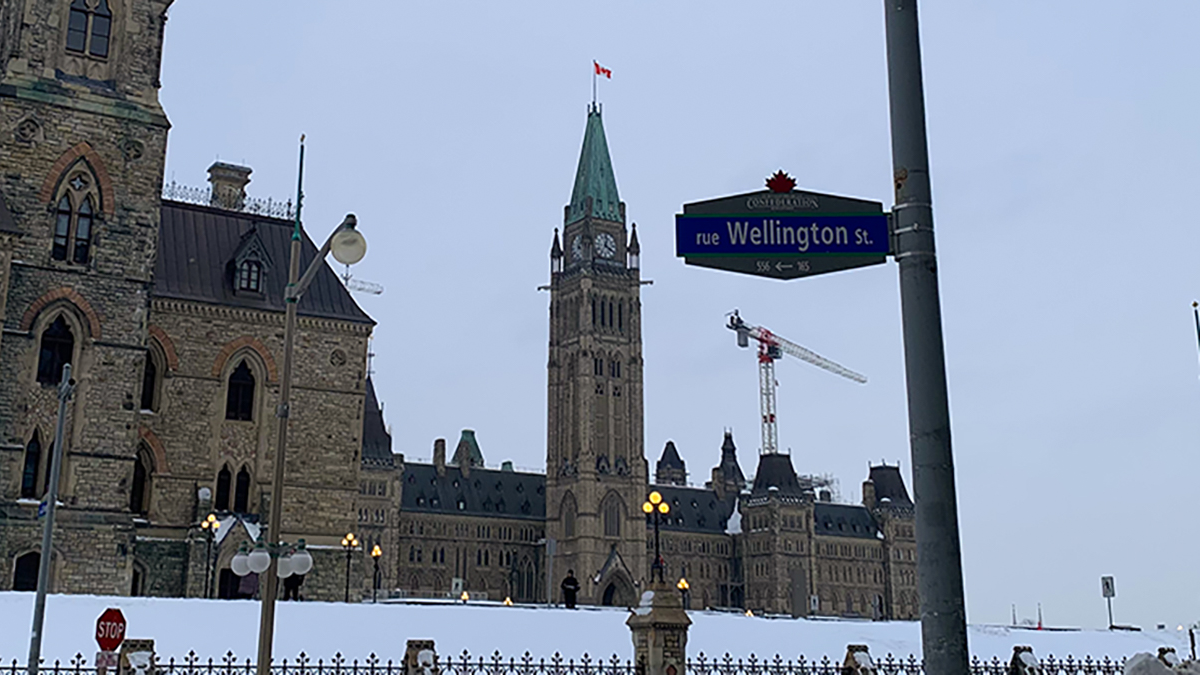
[0,592,1186,666]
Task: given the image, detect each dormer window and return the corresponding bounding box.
[66,0,112,59]
[237,260,262,292]
[230,227,272,295]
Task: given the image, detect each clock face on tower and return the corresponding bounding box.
[595,233,617,259]
[571,235,584,261]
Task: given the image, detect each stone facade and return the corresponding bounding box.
[0,0,374,602]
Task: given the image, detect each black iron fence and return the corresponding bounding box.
[161,181,295,220]
[0,650,1131,675]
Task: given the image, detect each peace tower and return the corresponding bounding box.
[544,104,647,606]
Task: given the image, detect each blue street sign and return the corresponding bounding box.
[676,214,889,258]
[37,500,47,520]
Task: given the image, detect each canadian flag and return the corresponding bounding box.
[594,61,612,79]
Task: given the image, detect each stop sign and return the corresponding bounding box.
[95,608,126,652]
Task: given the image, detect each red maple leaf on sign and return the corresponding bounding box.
[765,170,796,193]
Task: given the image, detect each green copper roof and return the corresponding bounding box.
[566,104,621,225]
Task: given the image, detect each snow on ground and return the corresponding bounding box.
[0,592,1186,666]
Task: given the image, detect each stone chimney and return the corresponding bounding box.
[207,162,252,211]
[862,479,876,510]
[433,438,446,477]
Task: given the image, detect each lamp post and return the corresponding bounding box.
[252,137,368,675]
[370,544,382,603]
[676,577,690,610]
[641,491,670,583]
[26,365,75,675]
[200,513,220,598]
[342,532,359,603]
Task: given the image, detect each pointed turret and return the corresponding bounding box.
[566,104,623,225]
[708,430,747,501]
[627,223,640,269]
[550,228,563,273]
[361,377,394,468]
[655,441,687,486]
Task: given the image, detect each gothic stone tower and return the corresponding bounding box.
[545,104,646,606]
[0,0,171,593]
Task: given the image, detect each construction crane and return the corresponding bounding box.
[340,265,384,295]
[727,310,866,455]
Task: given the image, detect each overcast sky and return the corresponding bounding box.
[159,2,1200,634]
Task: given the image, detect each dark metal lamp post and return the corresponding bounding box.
[250,137,367,675]
[641,491,670,583]
[676,577,690,609]
[370,544,382,603]
[341,532,359,603]
[200,513,220,598]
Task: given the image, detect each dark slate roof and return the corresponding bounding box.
[650,484,732,534]
[400,462,545,521]
[814,502,880,539]
[657,441,684,470]
[361,377,393,468]
[155,201,374,324]
[0,189,19,234]
[869,464,913,506]
[750,453,804,497]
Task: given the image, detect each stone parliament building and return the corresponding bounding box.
[0,0,918,618]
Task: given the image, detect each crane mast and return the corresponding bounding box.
[727,311,866,455]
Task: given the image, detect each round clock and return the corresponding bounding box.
[595,233,617,259]
[571,235,584,261]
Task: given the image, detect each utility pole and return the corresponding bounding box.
[27,365,76,675]
[882,1,970,672]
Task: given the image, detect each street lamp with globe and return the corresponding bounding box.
[341,533,359,602]
[243,138,368,675]
[199,514,221,598]
[370,544,382,603]
[642,491,670,583]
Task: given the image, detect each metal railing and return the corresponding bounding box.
[162,181,296,220]
[0,650,1132,675]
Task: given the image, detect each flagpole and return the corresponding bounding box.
[592,62,597,105]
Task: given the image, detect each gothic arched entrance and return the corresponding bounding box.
[602,582,617,606]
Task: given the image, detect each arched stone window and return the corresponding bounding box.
[20,431,43,500]
[50,162,100,264]
[225,360,255,421]
[234,466,251,513]
[602,493,622,538]
[37,316,74,384]
[13,552,40,591]
[215,465,232,511]
[66,0,112,58]
[561,493,577,539]
[140,343,165,412]
[130,444,153,515]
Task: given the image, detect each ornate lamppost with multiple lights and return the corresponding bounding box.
[641,491,670,583]
[230,537,314,600]
[200,514,221,598]
[370,544,382,603]
[341,532,359,602]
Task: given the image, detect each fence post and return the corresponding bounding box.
[117,641,156,675]
[625,581,691,675]
[842,645,875,674]
[404,641,436,675]
[1008,645,1040,674]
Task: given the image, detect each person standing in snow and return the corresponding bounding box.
[561,570,581,609]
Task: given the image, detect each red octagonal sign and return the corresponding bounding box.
[95,608,126,652]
